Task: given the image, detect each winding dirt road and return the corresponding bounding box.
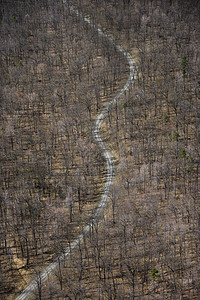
[15,2,136,299]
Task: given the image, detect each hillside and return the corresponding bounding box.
[0,0,199,299]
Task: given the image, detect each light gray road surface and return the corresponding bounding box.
[15,2,136,299]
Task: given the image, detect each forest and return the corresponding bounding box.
[0,0,199,299]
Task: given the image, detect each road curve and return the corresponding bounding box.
[15,2,136,300]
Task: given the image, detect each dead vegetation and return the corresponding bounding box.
[0,0,199,299]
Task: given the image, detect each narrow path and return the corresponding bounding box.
[15,2,136,299]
